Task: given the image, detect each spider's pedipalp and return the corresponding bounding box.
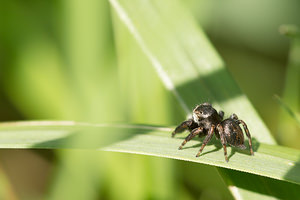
[172,119,193,137]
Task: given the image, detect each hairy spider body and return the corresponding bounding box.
[172,104,254,162]
[217,114,254,162]
[220,119,246,149]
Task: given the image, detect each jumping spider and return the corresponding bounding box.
[172,103,254,162]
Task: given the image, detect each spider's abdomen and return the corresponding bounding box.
[223,120,245,148]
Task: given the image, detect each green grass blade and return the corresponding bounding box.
[277,25,300,148]
[105,131,300,186]
[0,121,300,187]
[109,0,275,145]
[0,121,140,148]
[46,1,120,199]
[109,0,278,198]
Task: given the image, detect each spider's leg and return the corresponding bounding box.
[196,125,215,157]
[178,127,203,150]
[238,120,254,156]
[172,119,193,137]
[217,124,228,162]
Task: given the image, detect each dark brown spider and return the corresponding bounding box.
[172,103,254,162]
[217,114,254,162]
[171,103,224,155]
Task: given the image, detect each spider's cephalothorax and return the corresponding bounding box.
[217,114,254,162]
[192,103,224,127]
[171,103,224,156]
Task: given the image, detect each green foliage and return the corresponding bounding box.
[1,0,300,199]
[110,0,275,144]
[277,24,300,148]
[0,121,300,187]
[110,0,290,199]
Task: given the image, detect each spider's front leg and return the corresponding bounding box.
[196,125,215,157]
[178,126,203,150]
[238,120,254,156]
[171,119,193,137]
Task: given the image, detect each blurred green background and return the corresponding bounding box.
[0,0,299,199]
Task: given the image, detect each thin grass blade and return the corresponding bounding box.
[109,0,280,198]
[0,121,300,188]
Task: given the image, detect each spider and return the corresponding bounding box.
[171,103,224,155]
[216,114,254,162]
[172,103,254,162]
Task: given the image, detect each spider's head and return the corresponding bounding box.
[192,103,216,123]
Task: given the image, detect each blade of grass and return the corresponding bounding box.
[3,38,80,119]
[48,1,121,199]
[0,121,300,187]
[109,0,275,144]
[109,0,278,199]
[113,9,232,198]
[277,25,300,148]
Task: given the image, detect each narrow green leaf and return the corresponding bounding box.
[106,131,300,186]
[109,0,278,199]
[46,1,121,199]
[277,25,300,148]
[0,121,300,187]
[109,0,275,144]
